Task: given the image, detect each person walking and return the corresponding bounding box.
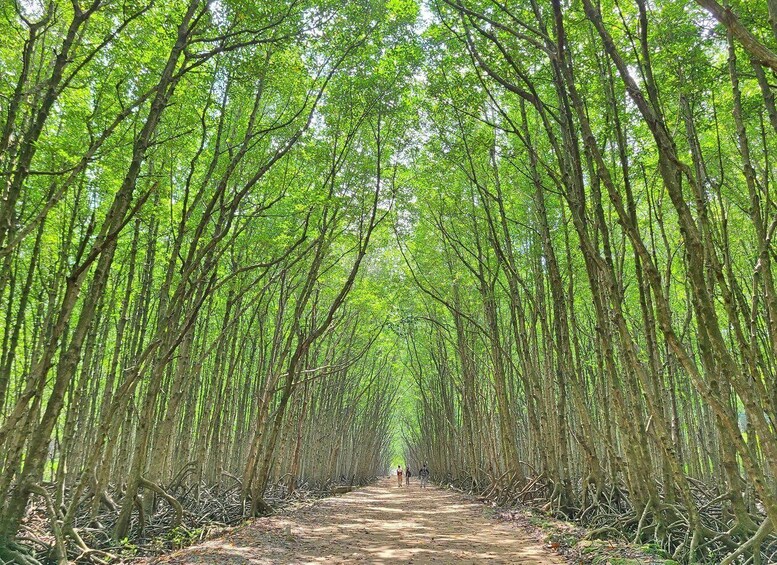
[405,465,411,486]
[396,465,403,487]
[419,462,429,488]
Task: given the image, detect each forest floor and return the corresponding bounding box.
[136,477,568,564]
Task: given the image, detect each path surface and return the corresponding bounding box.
[148,478,565,564]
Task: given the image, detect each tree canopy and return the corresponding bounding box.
[1,0,777,563]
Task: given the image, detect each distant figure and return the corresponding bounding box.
[396,465,403,487]
[405,465,411,485]
[419,462,429,488]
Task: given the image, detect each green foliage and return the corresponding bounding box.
[119,537,138,556]
[167,526,204,550]
[1,0,777,563]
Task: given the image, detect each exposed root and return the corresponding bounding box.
[133,495,146,537]
[169,462,198,491]
[26,484,66,565]
[720,518,773,565]
[139,477,183,528]
[0,542,42,565]
[449,471,777,564]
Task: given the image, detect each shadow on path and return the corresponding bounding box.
[146,478,565,564]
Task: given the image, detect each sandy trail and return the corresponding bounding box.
[148,478,565,564]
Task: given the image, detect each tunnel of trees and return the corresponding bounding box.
[0,0,776,563]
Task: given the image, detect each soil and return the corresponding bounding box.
[140,477,567,564]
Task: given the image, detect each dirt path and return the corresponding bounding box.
[147,478,566,564]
